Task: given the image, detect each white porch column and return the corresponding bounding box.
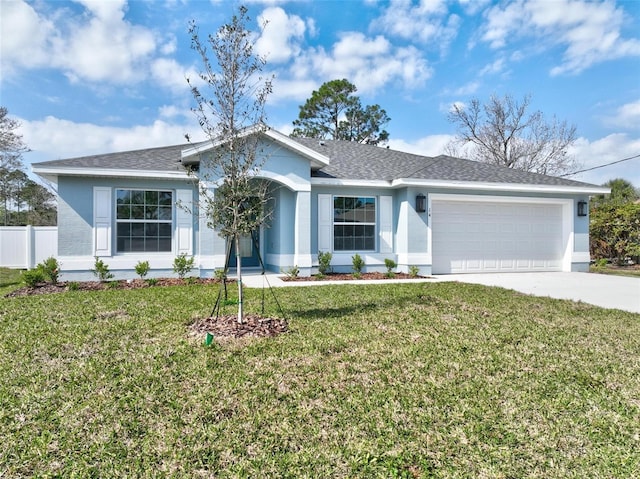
[294,190,312,270]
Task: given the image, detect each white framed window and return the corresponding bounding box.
[333,196,376,251]
[116,189,173,253]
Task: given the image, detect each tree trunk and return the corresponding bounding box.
[235,233,244,324]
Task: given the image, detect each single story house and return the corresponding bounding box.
[32,126,608,281]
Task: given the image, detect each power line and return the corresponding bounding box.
[560,153,640,177]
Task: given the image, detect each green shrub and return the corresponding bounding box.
[39,257,60,284]
[214,269,227,281]
[185,276,198,285]
[282,265,299,279]
[352,253,364,278]
[134,260,150,279]
[384,258,397,278]
[146,278,158,286]
[317,251,332,276]
[67,281,80,291]
[92,257,114,282]
[22,268,46,287]
[107,280,119,289]
[173,253,195,279]
[408,265,420,278]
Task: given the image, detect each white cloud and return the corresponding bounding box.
[371,0,461,51]
[255,7,306,63]
[286,32,432,95]
[150,58,198,94]
[604,99,640,130]
[19,116,205,162]
[482,0,640,75]
[569,134,640,187]
[1,0,168,85]
[0,0,56,73]
[388,134,456,157]
[54,1,156,84]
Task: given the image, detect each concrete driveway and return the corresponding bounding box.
[434,272,640,314]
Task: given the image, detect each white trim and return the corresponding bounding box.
[396,178,609,195]
[429,193,574,273]
[312,178,391,188]
[310,177,609,195]
[397,252,432,266]
[32,166,190,180]
[379,195,393,254]
[256,170,311,192]
[93,186,112,256]
[572,251,591,263]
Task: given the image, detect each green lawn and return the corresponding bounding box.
[1,281,638,478]
[0,268,22,296]
[590,264,640,278]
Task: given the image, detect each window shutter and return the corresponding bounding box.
[379,195,393,253]
[94,187,112,256]
[176,189,193,255]
[318,194,332,252]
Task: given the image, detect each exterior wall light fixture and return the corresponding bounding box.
[416,194,426,213]
[577,201,588,217]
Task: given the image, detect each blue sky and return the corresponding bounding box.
[1,0,639,187]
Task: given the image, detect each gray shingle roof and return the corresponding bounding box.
[294,138,594,187]
[33,136,597,188]
[34,143,191,173]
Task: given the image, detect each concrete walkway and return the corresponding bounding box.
[241,271,640,314]
[435,272,640,314]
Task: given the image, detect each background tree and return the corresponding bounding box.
[0,106,55,226]
[447,94,577,176]
[187,6,272,323]
[590,178,640,265]
[1,106,29,225]
[291,79,390,145]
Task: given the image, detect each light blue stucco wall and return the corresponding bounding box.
[57,175,197,257]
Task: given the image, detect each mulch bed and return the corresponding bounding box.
[283,271,420,281]
[189,314,288,340]
[5,278,220,297]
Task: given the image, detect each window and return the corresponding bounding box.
[333,196,376,251]
[116,189,173,252]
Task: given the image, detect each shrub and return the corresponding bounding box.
[67,281,80,291]
[590,202,640,265]
[214,269,227,281]
[39,257,60,284]
[134,260,150,279]
[185,276,198,285]
[282,265,299,279]
[92,257,114,282]
[107,280,119,289]
[352,253,364,278]
[146,278,158,286]
[22,268,46,287]
[317,251,332,276]
[173,253,195,279]
[384,258,397,278]
[408,265,420,278]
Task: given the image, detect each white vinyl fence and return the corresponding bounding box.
[0,226,58,269]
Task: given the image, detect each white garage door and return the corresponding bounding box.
[432,199,565,274]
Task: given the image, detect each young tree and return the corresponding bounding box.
[447,94,577,176]
[187,6,273,323]
[291,79,390,145]
[0,107,30,225]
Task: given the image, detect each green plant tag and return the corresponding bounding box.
[205,332,214,346]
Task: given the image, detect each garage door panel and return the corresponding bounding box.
[432,199,564,274]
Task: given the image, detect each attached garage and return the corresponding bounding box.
[431,195,570,274]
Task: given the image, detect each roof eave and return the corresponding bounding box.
[311,177,609,194]
[31,166,191,181]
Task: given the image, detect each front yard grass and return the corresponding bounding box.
[1,282,638,477]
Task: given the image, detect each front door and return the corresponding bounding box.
[227,230,260,269]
